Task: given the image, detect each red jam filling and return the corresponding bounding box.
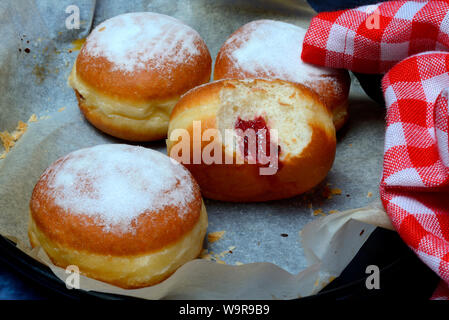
[235,116,282,168]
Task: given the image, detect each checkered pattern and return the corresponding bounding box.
[382,51,449,299]
[302,1,449,299]
[302,0,449,74]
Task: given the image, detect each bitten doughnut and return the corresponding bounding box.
[68,12,212,141]
[29,144,207,289]
[214,20,350,130]
[167,79,336,202]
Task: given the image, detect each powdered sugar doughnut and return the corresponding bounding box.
[214,20,350,130]
[69,12,212,141]
[29,144,207,289]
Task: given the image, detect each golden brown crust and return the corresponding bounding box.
[168,79,336,202]
[29,152,203,256]
[213,20,350,129]
[170,81,225,120]
[332,99,349,131]
[76,49,212,102]
[72,56,211,141]
[178,125,335,202]
[29,204,208,289]
[75,14,212,102]
[75,90,173,141]
[70,13,212,141]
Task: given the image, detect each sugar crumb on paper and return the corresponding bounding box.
[28,114,38,122]
[330,188,342,196]
[69,38,86,53]
[200,246,236,265]
[321,183,343,200]
[313,208,339,217]
[0,114,41,159]
[0,121,28,159]
[207,230,225,243]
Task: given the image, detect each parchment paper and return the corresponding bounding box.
[0,0,393,299]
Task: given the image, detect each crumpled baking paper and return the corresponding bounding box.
[0,0,392,299]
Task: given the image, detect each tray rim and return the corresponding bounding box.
[0,229,408,300]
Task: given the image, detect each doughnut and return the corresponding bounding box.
[68,12,212,141]
[29,144,207,289]
[214,20,350,130]
[167,79,336,202]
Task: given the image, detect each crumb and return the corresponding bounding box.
[200,247,233,264]
[280,233,288,237]
[278,100,291,107]
[0,120,29,159]
[331,188,342,195]
[313,209,325,216]
[322,184,341,199]
[71,38,86,51]
[216,250,229,258]
[58,107,66,112]
[207,231,225,243]
[349,144,353,147]
[328,210,339,214]
[200,249,213,261]
[28,114,38,122]
[367,192,373,198]
[11,121,27,140]
[0,131,14,157]
[251,87,267,93]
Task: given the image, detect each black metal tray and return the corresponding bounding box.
[0,228,440,300]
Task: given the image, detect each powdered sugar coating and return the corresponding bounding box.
[84,12,202,72]
[39,144,196,232]
[220,20,337,82]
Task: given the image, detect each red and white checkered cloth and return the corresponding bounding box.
[302,0,449,74]
[302,1,449,299]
